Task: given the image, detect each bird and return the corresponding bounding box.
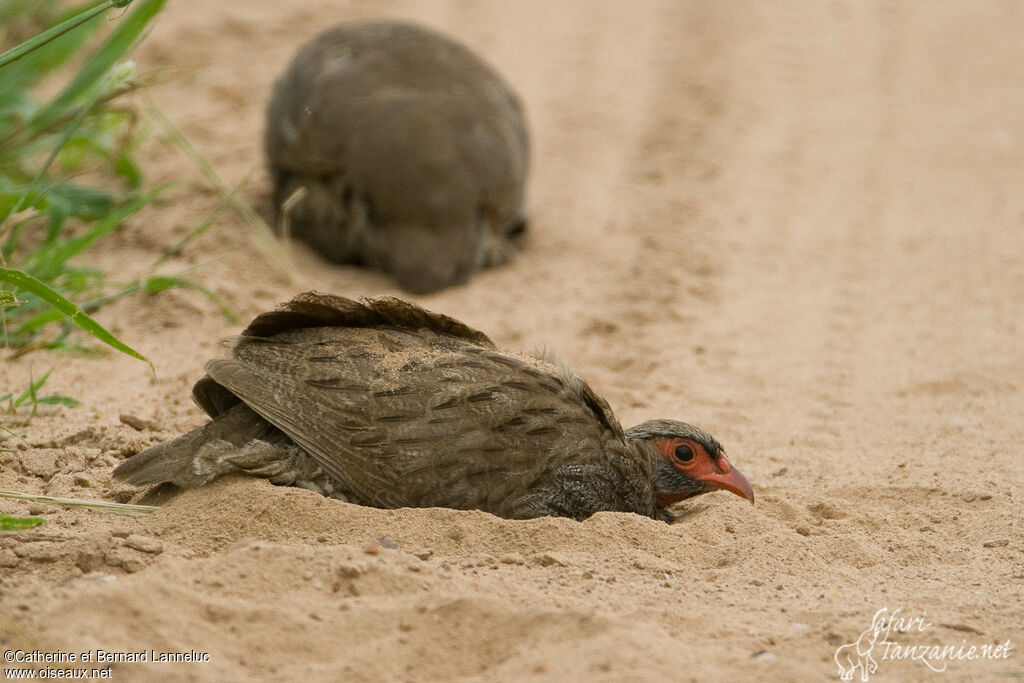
[113,292,754,522]
[264,20,529,294]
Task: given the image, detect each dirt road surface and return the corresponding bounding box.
[2,1,1021,680]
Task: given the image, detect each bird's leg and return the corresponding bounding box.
[478,214,526,268]
[220,440,353,501]
[654,507,676,524]
[220,440,298,482]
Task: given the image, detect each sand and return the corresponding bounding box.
[1,1,1022,680]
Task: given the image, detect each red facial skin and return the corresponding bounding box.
[651,437,755,507]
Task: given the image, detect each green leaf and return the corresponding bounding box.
[26,190,154,281]
[0,2,103,94]
[36,395,81,407]
[0,267,149,363]
[114,153,142,188]
[144,275,238,323]
[39,181,116,222]
[35,0,165,129]
[0,1,111,71]
[0,514,44,530]
[17,367,53,409]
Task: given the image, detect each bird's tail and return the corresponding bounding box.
[113,403,277,488]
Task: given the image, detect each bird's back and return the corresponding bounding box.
[196,293,655,519]
[265,21,527,197]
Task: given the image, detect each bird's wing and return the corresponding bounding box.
[196,292,490,419]
[203,322,627,517]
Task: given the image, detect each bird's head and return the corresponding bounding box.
[626,420,754,509]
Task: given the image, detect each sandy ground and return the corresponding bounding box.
[2,1,1023,680]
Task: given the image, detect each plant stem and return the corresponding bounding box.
[0,0,126,71]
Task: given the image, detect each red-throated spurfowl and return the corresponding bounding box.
[265,21,528,293]
[114,293,753,522]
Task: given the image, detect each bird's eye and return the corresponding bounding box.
[674,444,694,462]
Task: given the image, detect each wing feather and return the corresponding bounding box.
[203,322,621,517]
[240,292,494,347]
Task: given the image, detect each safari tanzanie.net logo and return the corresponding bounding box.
[833,607,1013,681]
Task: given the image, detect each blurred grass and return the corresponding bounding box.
[0,0,246,374]
[1,1,290,368]
[0,0,168,360]
[0,1,64,48]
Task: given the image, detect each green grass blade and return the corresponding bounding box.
[0,267,148,363]
[2,73,134,229]
[145,98,296,279]
[26,367,39,418]
[0,514,44,530]
[1,92,102,229]
[143,275,238,323]
[0,12,95,102]
[36,0,164,127]
[26,190,156,280]
[0,0,112,71]
[35,395,80,407]
[12,307,71,335]
[150,180,233,271]
[13,366,52,409]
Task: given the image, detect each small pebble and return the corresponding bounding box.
[119,413,160,431]
[124,535,163,554]
[533,552,570,567]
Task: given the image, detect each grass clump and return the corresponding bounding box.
[1,366,79,422]
[0,0,242,371]
[0,0,172,362]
